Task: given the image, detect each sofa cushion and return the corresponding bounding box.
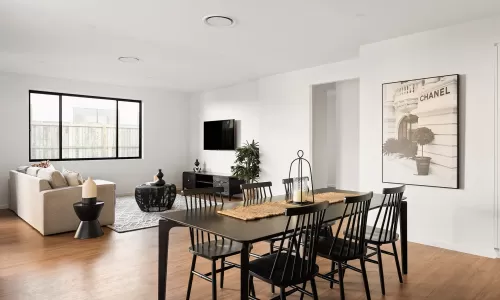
[37,169,68,189]
[63,169,83,186]
[26,167,42,176]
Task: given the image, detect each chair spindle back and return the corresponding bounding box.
[330,192,373,258]
[181,187,224,248]
[271,201,329,283]
[241,182,273,205]
[369,185,405,243]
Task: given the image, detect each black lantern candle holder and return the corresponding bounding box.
[288,150,315,204]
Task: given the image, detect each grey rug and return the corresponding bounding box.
[107,195,189,233]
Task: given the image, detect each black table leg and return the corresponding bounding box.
[401,200,408,274]
[240,242,250,300]
[158,219,182,300]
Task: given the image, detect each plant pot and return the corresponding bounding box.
[415,156,431,175]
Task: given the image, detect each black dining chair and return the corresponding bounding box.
[241,181,273,205]
[347,185,405,295]
[282,178,335,237]
[316,192,373,300]
[248,201,329,300]
[182,187,246,300]
[241,181,280,293]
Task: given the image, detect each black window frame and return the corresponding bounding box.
[29,90,142,162]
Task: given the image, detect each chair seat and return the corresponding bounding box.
[323,220,336,227]
[345,225,399,244]
[316,236,365,261]
[265,231,298,244]
[189,239,248,260]
[249,252,319,287]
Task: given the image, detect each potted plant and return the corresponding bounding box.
[413,127,435,175]
[382,138,400,156]
[231,140,260,183]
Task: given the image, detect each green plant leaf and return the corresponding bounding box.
[231,139,260,183]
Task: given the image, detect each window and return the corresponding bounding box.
[30,91,142,161]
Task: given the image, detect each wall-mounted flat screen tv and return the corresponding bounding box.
[204,119,236,150]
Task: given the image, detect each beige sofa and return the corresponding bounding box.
[9,170,116,235]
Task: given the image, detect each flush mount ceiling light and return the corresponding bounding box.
[118,56,140,63]
[203,15,235,27]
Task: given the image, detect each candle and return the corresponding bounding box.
[82,177,97,199]
[292,190,308,203]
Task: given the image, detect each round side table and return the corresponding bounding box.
[73,201,104,239]
[135,184,177,212]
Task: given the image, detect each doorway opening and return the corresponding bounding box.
[311,78,360,190]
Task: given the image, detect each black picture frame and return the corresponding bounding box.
[381,74,459,189]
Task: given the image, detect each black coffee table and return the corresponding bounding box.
[73,201,104,239]
[134,184,176,212]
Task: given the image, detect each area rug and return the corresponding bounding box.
[107,195,189,233]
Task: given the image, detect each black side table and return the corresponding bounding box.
[73,201,104,239]
[135,184,177,212]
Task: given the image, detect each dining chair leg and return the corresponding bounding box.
[329,260,335,289]
[310,278,319,300]
[212,260,217,300]
[220,257,225,288]
[337,261,346,300]
[392,242,404,283]
[249,276,256,297]
[299,282,307,300]
[270,241,275,294]
[186,255,197,300]
[360,258,371,300]
[376,245,386,295]
[280,287,287,300]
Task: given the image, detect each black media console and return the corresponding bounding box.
[182,171,244,201]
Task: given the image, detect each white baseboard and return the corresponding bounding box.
[0,204,9,210]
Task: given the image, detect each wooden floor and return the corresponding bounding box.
[1,209,499,300]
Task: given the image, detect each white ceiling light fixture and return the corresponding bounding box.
[118,56,140,63]
[203,15,235,27]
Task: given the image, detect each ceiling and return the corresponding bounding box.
[1,0,500,92]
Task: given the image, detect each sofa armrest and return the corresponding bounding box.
[40,181,116,235]
[9,170,51,212]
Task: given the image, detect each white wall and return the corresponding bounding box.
[189,59,360,195]
[0,72,189,208]
[189,81,260,174]
[258,60,360,195]
[359,17,500,258]
[335,79,360,190]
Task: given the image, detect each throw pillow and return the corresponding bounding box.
[63,169,83,186]
[26,167,41,177]
[37,169,69,189]
[31,160,52,168]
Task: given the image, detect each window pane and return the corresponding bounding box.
[30,93,60,160]
[62,96,117,159]
[118,101,140,157]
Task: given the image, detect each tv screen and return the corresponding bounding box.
[204,119,236,150]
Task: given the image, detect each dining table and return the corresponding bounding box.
[157,188,408,300]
